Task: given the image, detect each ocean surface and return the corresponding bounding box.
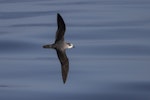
[0,0,150,100]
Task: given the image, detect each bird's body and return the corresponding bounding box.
[43,13,74,83]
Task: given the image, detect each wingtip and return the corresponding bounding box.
[57,13,60,15]
[57,13,61,18]
[63,79,66,84]
[56,13,66,32]
[57,13,63,21]
[62,73,67,84]
[62,66,68,84]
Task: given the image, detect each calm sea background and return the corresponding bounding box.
[0,0,150,100]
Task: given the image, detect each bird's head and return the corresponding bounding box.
[67,43,75,49]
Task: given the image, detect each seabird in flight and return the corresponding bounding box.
[43,13,74,83]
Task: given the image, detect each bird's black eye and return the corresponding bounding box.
[68,43,71,46]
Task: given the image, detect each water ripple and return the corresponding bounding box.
[0,11,51,19]
[0,0,49,3]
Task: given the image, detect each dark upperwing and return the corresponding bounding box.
[56,49,69,83]
[55,13,66,43]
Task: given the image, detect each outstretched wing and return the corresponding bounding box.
[55,13,66,43]
[56,49,69,83]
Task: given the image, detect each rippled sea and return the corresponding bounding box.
[0,0,150,100]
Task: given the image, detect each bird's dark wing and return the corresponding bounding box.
[56,49,69,83]
[55,13,66,43]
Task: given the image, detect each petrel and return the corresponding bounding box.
[43,13,74,83]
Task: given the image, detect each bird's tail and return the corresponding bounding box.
[43,44,54,48]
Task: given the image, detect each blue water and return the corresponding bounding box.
[0,0,150,100]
